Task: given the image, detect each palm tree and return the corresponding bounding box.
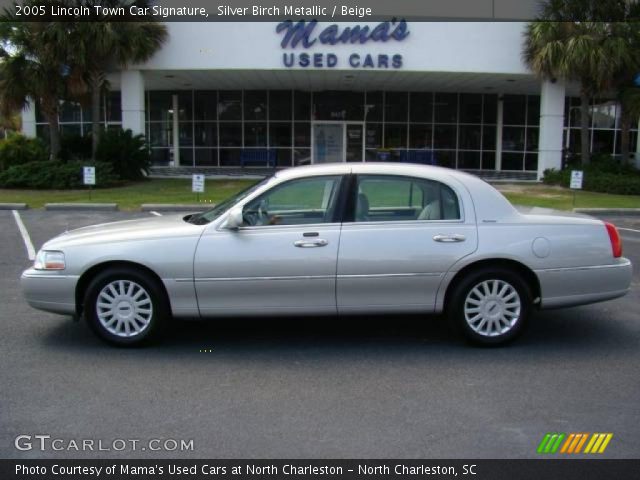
[65,0,167,159]
[0,6,70,159]
[523,1,638,166]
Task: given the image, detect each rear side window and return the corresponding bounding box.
[354,175,460,222]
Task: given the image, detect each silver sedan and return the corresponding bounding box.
[21,163,633,346]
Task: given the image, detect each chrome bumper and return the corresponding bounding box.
[21,269,79,315]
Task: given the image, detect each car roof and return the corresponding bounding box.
[274,162,520,222]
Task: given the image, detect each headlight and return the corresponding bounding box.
[34,250,66,270]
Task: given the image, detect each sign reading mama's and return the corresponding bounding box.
[276,20,409,69]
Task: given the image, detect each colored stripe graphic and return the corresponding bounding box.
[539,433,613,454]
[584,433,614,454]
[537,433,565,454]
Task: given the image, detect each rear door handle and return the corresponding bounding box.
[433,234,466,243]
[294,239,329,248]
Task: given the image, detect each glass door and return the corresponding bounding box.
[345,123,364,162]
[313,123,344,164]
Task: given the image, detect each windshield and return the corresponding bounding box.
[187,176,273,225]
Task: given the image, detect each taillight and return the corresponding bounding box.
[604,222,622,258]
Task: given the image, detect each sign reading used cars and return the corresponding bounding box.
[83,166,96,186]
[192,174,205,193]
[570,170,583,190]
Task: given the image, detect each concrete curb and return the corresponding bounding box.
[574,208,640,216]
[141,204,207,212]
[45,203,118,211]
[0,203,28,210]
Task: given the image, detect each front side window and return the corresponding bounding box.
[242,176,342,227]
[354,175,460,222]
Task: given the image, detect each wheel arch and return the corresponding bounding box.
[75,260,170,317]
[443,258,541,312]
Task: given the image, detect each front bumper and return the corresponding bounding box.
[21,268,79,316]
[536,258,633,309]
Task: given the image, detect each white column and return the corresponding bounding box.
[172,94,180,166]
[495,96,503,170]
[120,70,145,136]
[21,101,37,138]
[537,80,566,180]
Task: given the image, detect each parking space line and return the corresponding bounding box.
[150,211,162,216]
[12,210,36,261]
[619,227,640,234]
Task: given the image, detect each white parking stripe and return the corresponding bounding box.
[618,227,640,234]
[12,210,36,261]
[150,211,162,217]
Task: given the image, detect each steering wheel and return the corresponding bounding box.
[243,200,269,226]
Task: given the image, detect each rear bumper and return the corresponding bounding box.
[536,258,633,309]
[21,269,78,316]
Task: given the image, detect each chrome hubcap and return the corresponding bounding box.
[96,280,153,338]
[464,279,521,337]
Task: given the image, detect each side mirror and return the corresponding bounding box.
[226,206,244,230]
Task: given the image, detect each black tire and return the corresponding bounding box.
[84,266,169,346]
[447,267,532,346]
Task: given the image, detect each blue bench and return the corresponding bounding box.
[240,149,277,168]
[398,149,437,165]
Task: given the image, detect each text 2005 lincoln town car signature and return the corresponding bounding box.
[21,163,632,346]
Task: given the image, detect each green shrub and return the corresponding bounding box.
[0,134,48,171]
[0,160,118,189]
[59,134,92,161]
[543,156,640,195]
[96,129,150,181]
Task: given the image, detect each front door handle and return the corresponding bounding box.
[433,234,466,243]
[294,239,329,248]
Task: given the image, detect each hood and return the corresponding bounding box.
[43,214,205,249]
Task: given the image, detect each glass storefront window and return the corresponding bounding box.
[385,92,408,122]
[483,95,497,124]
[218,91,242,121]
[194,91,217,121]
[244,123,267,147]
[194,122,217,147]
[149,91,173,122]
[433,125,456,149]
[269,90,292,120]
[313,91,364,121]
[270,122,292,147]
[365,123,382,148]
[434,93,458,123]
[179,122,193,146]
[294,148,311,166]
[502,126,526,151]
[219,123,242,146]
[458,151,481,169]
[502,152,524,170]
[366,91,383,121]
[458,125,481,150]
[527,96,540,126]
[294,91,311,121]
[148,122,172,147]
[409,124,433,149]
[459,94,482,124]
[482,126,497,150]
[244,91,267,121]
[384,123,407,149]
[177,91,192,122]
[410,92,433,123]
[503,95,526,126]
[294,123,310,147]
[195,148,217,166]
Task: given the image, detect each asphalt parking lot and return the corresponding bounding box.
[0,209,639,459]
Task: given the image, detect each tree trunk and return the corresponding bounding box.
[91,77,101,161]
[44,105,60,161]
[580,91,591,165]
[619,102,631,165]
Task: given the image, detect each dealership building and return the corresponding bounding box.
[21,21,640,179]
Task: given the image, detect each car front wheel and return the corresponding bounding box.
[448,268,532,345]
[84,267,168,346]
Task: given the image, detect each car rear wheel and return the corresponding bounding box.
[448,268,531,346]
[84,267,168,346]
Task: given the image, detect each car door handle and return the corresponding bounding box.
[294,239,329,248]
[433,234,466,243]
